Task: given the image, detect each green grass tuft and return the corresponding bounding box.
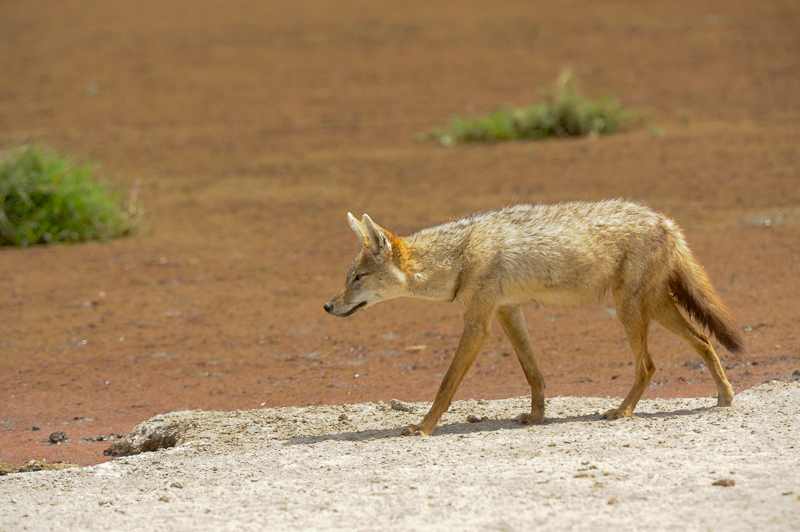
[0,144,142,247]
[427,68,641,145]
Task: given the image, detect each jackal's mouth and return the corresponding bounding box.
[340,301,367,317]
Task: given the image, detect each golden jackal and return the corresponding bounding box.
[324,200,744,436]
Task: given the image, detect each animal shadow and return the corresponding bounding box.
[283,405,713,446]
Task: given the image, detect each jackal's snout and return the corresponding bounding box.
[323,299,367,317]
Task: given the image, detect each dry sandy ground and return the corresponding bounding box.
[1,381,798,531]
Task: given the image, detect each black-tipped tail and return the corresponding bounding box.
[670,261,745,355]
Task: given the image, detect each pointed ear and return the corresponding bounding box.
[347,212,365,241]
[362,214,392,257]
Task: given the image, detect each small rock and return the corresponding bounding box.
[170,482,183,489]
[49,431,68,444]
[338,413,349,421]
[712,478,735,487]
[158,495,170,503]
[390,399,412,412]
[467,414,488,423]
[17,460,78,473]
[0,460,17,476]
[607,497,619,505]
[31,426,40,431]
[104,423,185,457]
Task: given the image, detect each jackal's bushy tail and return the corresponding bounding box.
[669,243,745,355]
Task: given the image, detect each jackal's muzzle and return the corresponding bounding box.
[323,300,366,317]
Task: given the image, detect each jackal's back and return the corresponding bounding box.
[409,200,664,253]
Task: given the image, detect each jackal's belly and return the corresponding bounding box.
[499,280,609,308]
[492,249,617,308]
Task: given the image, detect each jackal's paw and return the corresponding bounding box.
[716,395,734,407]
[601,408,632,420]
[401,424,431,437]
[516,411,544,425]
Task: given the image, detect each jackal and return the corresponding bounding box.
[324,200,744,436]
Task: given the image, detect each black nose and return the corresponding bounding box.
[323,303,333,314]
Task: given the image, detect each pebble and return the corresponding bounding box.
[49,431,68,444]
[390,399,412,412]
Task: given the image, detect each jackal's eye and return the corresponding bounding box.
[353,272,367,282]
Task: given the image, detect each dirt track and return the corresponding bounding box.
[1,0,799,474]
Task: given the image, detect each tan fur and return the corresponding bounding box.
[324,200,744,435]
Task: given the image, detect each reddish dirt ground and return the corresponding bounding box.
[2,0,799,467]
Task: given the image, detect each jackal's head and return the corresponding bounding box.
[324,213,408,318]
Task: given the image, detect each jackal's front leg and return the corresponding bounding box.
[402,317,491,436]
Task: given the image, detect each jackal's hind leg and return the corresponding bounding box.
[654,299,734,407]
[497,306,546,424]
[603,300,655,420]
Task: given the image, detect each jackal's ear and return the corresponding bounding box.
[347,212,365,241]
[362,214,392,257]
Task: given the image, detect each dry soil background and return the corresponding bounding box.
[1,0,799,516]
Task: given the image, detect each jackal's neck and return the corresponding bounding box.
[397,230,467,302]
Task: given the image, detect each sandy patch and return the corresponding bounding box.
[2,382,798,530]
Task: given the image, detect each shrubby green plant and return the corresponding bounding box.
[427,68,640,145]
[0,144,141,246]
